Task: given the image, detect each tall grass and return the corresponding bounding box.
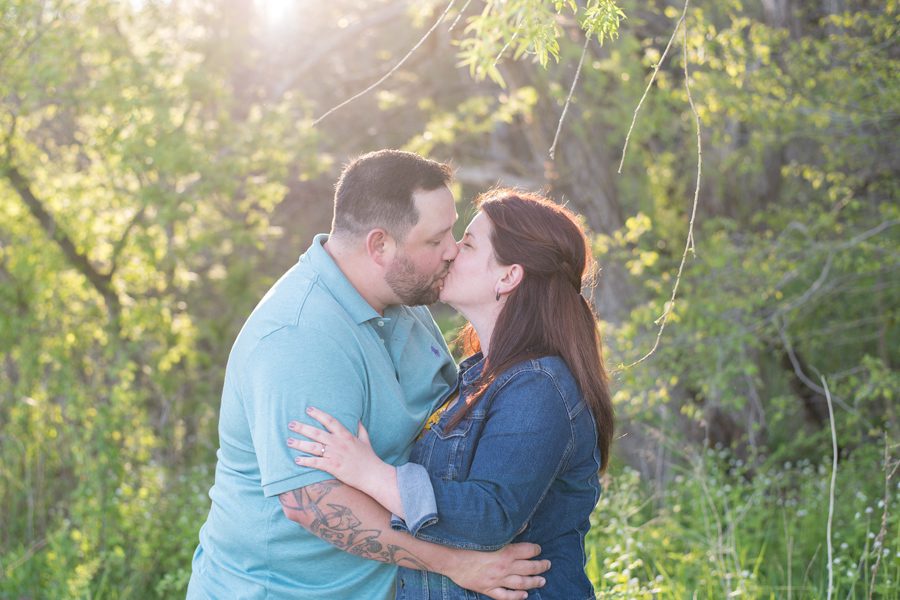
[586,442,899,599]
[2,441,896,597]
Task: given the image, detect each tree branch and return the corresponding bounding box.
[773,251,834,317]
[447,0,474,32]
[549,35,591,160]
[311,0,457,126]
[272,2,410,100]
[835,218,900,250]
[617,0,689,173]
[108,204,147,276]
[619,5,700,370]
[1,163,121,322]
[773,315,876,431]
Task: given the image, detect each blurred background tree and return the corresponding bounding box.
[1,0,897,597]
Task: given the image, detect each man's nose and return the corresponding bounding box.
[443,239,460,261]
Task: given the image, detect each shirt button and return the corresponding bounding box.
[377,320,384,327]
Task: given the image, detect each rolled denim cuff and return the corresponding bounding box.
[390,462,438,536]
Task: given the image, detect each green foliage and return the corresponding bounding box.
[603,0,899,450]
[588,445,900,598]
[1,0,323,595]
[581,0,627,46]
[457,0,624,85]
[580,4,899,593]
[1,0,897,597]
[405,88,539,156]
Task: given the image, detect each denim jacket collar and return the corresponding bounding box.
[458,352,485,388]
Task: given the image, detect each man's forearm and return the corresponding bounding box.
[278,479,457,572]
[279,479,550,600]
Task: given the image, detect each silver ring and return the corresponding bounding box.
[320,444,326,457]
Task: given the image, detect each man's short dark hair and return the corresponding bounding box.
[331,150,453,241]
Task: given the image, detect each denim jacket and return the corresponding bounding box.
[391,353,602,600]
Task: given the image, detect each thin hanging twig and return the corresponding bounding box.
[549,34,591,160]
[620,8,700,369]
[617,0,690,173]
[447,0,473,32]
[821,375,837,600]
[312,0,457,126]
[493,29,521,67]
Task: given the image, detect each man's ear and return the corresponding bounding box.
[497,264,524,296]
[365,228,396,267]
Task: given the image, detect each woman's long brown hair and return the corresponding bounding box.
[449,189,614,472]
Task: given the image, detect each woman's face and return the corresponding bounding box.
[439,212,506,310]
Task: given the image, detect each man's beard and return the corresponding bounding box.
[385,253,447,306]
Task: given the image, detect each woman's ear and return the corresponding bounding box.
[365,229,396,267]
[497,264,524,296]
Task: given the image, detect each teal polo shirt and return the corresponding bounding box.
[188,234,457,599]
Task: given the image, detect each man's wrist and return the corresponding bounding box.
[430,544,465,579]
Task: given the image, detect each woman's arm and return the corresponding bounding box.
[288,370,578,550]
[288,407,407,518]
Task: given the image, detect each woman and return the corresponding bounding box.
[287,189,614,599]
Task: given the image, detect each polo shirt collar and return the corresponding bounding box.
[304,233,382,325]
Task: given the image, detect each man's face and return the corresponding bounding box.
[385,186,459,306]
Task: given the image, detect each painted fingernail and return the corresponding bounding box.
[294,457,302,464]
[306,407,313,413]
[289,421,298,429]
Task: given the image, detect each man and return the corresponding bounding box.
[187,150,548,599]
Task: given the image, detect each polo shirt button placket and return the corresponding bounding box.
[375,320,386,344]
